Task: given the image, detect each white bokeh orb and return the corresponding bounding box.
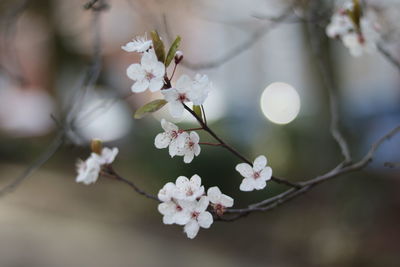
[260,82,301,124]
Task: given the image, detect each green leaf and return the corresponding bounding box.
[165,36,181,67]
[193,105,203,122]
[150,31,166,63]
[134,99,167,119]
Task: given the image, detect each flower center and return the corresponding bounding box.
[188,141,194,148]
[145,71,155,80]
[178,93,187,102]
[175,205,182,212]
[191,211,200,219]
[186,188,194,196]
[171,130,178,139]
[253,171,261,179]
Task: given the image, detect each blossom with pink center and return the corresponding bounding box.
[154,119,187,157]
[182,196,213,239]
[174,175,204,201]
[235,155,272,191]
[126,50,165,93]
[178,131,201,164]
[162,74,211,118]
[158,199,191,225]
[207,186,234,216]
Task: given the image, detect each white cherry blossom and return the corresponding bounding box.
[75,156,101,185]
[75,147,119,185]
[179,131,201,164]
[183,196,213,239]
[162,74,211,118]
[127,50,165,93]
[154,119,186,157]
[158,199,191,225]
[207,186,233,216]
[157,182,177,202]
[236,155,272,191]
[121,34,152,53]
[174,175,204,201]
[342,19,379,57]
[98,147,119,165]
[326,12,353,39]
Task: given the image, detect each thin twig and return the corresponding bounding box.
[0,132,65,197]
[306,1,352,164]
[103,167,159,201]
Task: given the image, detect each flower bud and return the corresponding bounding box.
[90,139,103,155]
[174,50,183,64]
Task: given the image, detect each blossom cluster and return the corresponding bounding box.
[123,35,211,118]
[326,1,380,57]
[158,175,233,239]
[73,32,275,240]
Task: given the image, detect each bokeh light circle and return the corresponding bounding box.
[260,82,301,124]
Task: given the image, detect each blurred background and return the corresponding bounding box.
[0,0,399,266]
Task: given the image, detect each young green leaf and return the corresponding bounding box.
[150,31,166,63]
[134,99,167,119]
[193,105,203,122]
[165,36,181,67]
[348,0,361,30]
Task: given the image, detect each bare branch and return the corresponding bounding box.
[306,1,352,164]
[377,43,400,72]
[0,132,64,197]
[222,125,400,220]
[102,166,159,201]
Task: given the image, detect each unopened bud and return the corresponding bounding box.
[90,139,103,155]
[174,50,183,64]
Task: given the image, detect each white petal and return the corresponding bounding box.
[190,174,202,188]
[155,133,170,149]
[149,78,164,92]
[141,51,157,69]
[131,79,149,93]
[157,183,176,202]
[254,179,267,190]
[152,61,166,78]
[161,88,178,102]
[175,176,189,189]
[196,196,210,212]
[184,220,200,239]
[253,155,267,172]
[126,64,145,81]
[220,195,234,207]
[157,201,175,215]
[162,214,175,225]
[189,131,199,143]
[197,211,213,228]
[99,147,118,165]
[168,101,184,118]
[239,178,255,192]
[260,166,272,181]
[161,119,178,132]
[168,140,180,157]
[174,210,191,225]
[193,144,201,156]
[207,187,221,204]
[235,163,253,178]
[176,74,192,92]
[183,151,194,163]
